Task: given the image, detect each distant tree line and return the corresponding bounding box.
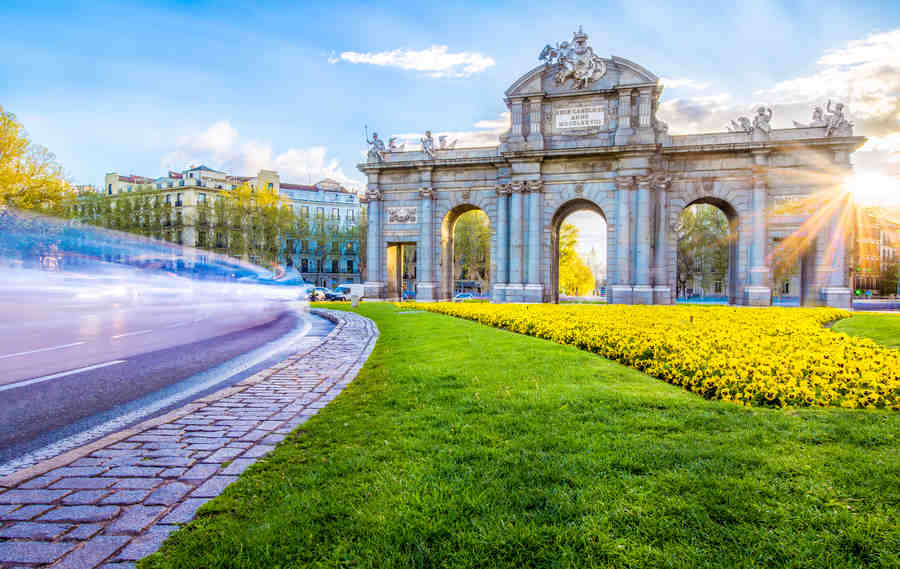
[71,183,364,271]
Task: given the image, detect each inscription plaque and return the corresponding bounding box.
[556,106,606,129]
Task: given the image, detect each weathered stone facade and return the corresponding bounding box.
[359,29,864,308]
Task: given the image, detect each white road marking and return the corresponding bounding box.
[0,360,127,393]
[112,329,152,339]
[164,321,188,329]
[0,341,87,360]
[0,308,313,477]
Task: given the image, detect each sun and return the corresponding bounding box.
[845,172,900,205]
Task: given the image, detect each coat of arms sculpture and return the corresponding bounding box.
[539,26,607,89]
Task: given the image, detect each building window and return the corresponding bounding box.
[198,193,206,203]
[783,280,791,294]
[286,239,295,254]
[346,242,354,253]
[165,194,171,204]
[332,259,339,273]
[331,208,339,219]
[300,206,309,217]
[177,230,183,245]
[348,209,355,221]
[714,280,722,294]
[301,258,309,272]
[316,259,323,273]
[267,182,273,189]
[301,240,309,253]
[331,241,340,253]
[107,184,112,195]
[346,260,354,273]
[316,207,324,217]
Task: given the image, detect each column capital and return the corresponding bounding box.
[509,181,527,193]
[525,180,543,193]
[635,175,652,191]
[495,183,511,196]
[751,170,767,189]
[418,187,435,199]
[650,173,671,191]
[365,189,383,201]
[615,175,635,191]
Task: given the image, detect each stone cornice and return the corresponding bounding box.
[356,136,868,173]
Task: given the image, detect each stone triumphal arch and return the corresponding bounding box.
[360,28,863,307]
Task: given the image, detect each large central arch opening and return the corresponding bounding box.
[550,199,607,303]
[441,206,490,300]
[676,199,738,304]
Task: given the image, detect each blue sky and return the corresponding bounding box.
[4,0,899,216]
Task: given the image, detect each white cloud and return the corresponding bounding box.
[660,77,711,90]
[757,29,900,134]
[161,121,363,189]
[334,45,495,78]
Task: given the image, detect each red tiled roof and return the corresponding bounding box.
[168,171,183,179]
[118,175,152,183]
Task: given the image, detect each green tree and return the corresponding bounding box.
[676,204,730,296]
[558,223,594,296]
[453,210,491,291]
[881,262,899,297]
[1,105,72,213]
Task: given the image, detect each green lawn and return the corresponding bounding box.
[142,304,900,569]
[833,313,900,348]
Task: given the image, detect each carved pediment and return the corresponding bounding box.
[505,53,658,99]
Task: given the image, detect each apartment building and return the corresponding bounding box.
[99,166,362,286]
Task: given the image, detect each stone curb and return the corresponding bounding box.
[0,312,340,491]
[0,308,378,569]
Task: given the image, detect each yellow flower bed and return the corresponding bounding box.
[401,303,900,410]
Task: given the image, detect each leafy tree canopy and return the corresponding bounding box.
[0,105,71,212]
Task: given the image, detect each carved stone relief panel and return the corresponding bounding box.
[386,206,417,224]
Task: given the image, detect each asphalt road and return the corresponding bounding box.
[0,291,329,467]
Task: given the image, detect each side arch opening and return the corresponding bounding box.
[550,198,608,304]
[440,205,491,300]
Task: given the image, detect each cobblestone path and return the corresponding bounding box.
[0,309,377,568]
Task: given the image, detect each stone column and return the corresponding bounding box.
[509,99,526,150]
[610,176,633,304]
[744,155,772,305]
[638,88,652,128]
[416,187,437,302]
[492,184,510,303]
[614,89,633,146]
[652,175,672,304]
[632,176,653,304]
[506,181,526,302]
[822,156,852,308]
[526,97,544,151]
[524,180,544,302]
[363,188,384,299]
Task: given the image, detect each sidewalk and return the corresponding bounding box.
[0,308,377,569]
